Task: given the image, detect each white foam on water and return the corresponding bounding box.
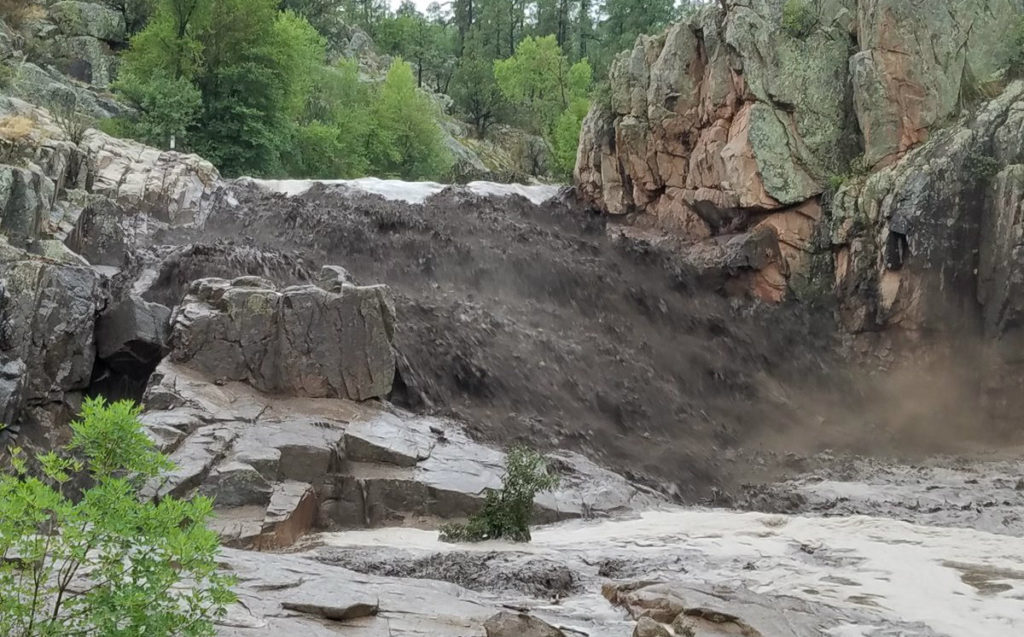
[318,508,1024,636]
[241,178,561,205]
[465,181,562,205]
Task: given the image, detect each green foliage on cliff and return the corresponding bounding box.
[440,446,559,543]
[552,97,589,178]
[782,0,816,39]
[0,397,235,637]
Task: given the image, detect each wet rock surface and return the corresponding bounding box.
[140,361,658,552]
[169,274,396,401]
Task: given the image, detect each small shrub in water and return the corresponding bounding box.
[440,446,559,543]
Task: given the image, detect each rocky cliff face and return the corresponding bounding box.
[577,0,1021,307]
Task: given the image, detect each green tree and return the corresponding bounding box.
[120,0,325,175]
[573,0,594,61]
[339,0,388,35]
[450,41,507,137]
[367,59,453,180]
[594,0,677,74]
[119,0,206,81]
[286,60,372,178]
[111,71,201,148]
[281,0,348,45]
[493,35,591,133]
[551,96,588,178]
[440,446,559,543]
[0,397,235,636]
[375,6,456,90]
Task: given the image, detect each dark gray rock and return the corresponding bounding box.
[170,276,396,401]
[0,249,102,416]
[200,461,273,508]
[95,295,171,374]
[65,198,150,266]
[0,165,52,248]
[0,359,25,431]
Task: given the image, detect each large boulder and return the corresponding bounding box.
[0,240,103,430]
[831,81,1024,337]
[575,1,858,299]
[65,198,160,266]
[169,270,397,401]
[95,295,171,375]
[577,2,857,222]
[575,0,1021,303]
[48,1,126,42]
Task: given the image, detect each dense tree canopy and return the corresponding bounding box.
[102,0,709,181]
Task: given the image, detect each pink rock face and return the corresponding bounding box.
[574,9,836,303]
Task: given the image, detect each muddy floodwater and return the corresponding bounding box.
[309,452,1024,637]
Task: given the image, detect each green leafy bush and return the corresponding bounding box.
[551,97,589,180]
[112,71,201,149]
[782,0,816,39]
[367,59,453,180]
[440,446,559,543]
[0,397,235,636]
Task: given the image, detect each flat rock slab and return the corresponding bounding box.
[218,548,493,636]
[143,362,658,547]
[143,423,240,500]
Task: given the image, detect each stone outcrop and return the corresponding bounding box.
[0,164,53,248]
[95,294,170,374]
[828,79,1024,419]
[48,2,126,43]
[25,1,128,88]
[216,548,497,636]
[853,0,1019,166]
[0,97,219,231]
[576,0,1020,302]
[604,580,823,636]
[135,361,658,552]
[140,361,657,551]
[0,238,103,435]
[169,272,397,401]
[79,130,220,225]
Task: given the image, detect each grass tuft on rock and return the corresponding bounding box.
[440,446,559,543]
[782,0,816,39]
